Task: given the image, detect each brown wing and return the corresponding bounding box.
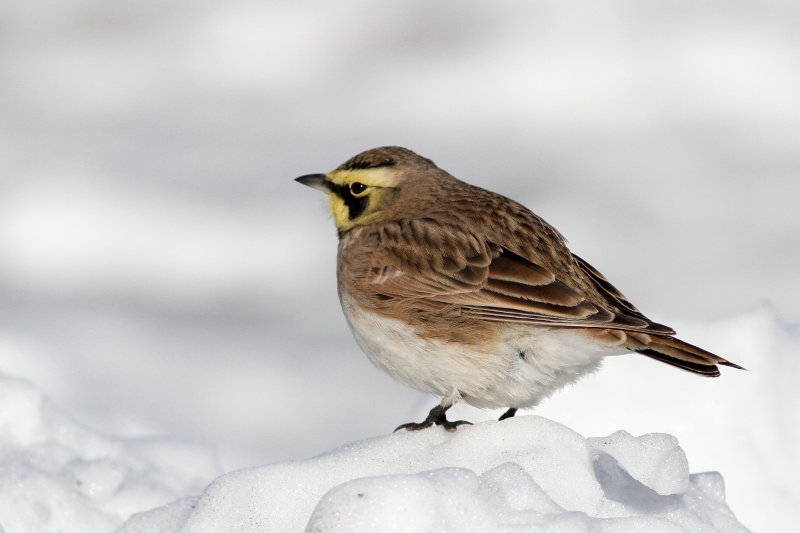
[571,254,675,334]
[366,219,672,334]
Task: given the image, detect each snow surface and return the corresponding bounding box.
[0,374,219,533]
[1,0,798,531]
[0,372,748,532]
[124,418,748,532]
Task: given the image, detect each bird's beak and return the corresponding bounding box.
[295,173,331,193]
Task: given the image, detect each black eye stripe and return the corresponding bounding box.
[330,183,369,220]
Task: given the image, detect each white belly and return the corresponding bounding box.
[340,295,625,409]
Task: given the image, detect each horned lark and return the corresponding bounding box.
[296,146,742,431]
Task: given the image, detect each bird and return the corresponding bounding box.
[295,146,742,432]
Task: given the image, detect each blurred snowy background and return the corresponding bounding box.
[0,0,798,531]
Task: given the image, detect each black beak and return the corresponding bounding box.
[295,174,331,193]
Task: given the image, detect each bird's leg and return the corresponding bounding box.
[395,396,472,432]
[498,407,517,421]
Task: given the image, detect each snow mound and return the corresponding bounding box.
[0,374,219,533]
[120,416,748,533]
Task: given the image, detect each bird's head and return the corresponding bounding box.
[295,146,439,234]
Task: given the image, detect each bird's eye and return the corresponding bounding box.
[349,182,368,196]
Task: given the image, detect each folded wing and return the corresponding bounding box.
[367,219,672,334]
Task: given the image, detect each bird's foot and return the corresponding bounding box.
[395,404,472,432]
[437,418,473,432]
[498,407,517,421]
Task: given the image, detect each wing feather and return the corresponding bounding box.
[365,219,668,333]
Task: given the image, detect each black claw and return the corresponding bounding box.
[394,404,472,432]
[394,420,434,432]
[498,408,517,421]
[439,419,472,432]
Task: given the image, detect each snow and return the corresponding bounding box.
[0,0,798,531]
[2,306,791,533]
[4,329,785,532]
[587,431,688,497]
[65,410,744,533]
[0,374,219,532]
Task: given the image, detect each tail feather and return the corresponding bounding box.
[629,335,745,377]
[637,348,722,376]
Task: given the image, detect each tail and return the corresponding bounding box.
[627,334,745,377]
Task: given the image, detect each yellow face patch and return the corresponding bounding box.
[323,167,399,231]
[326,167,399,188]
[327,194,353,229]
